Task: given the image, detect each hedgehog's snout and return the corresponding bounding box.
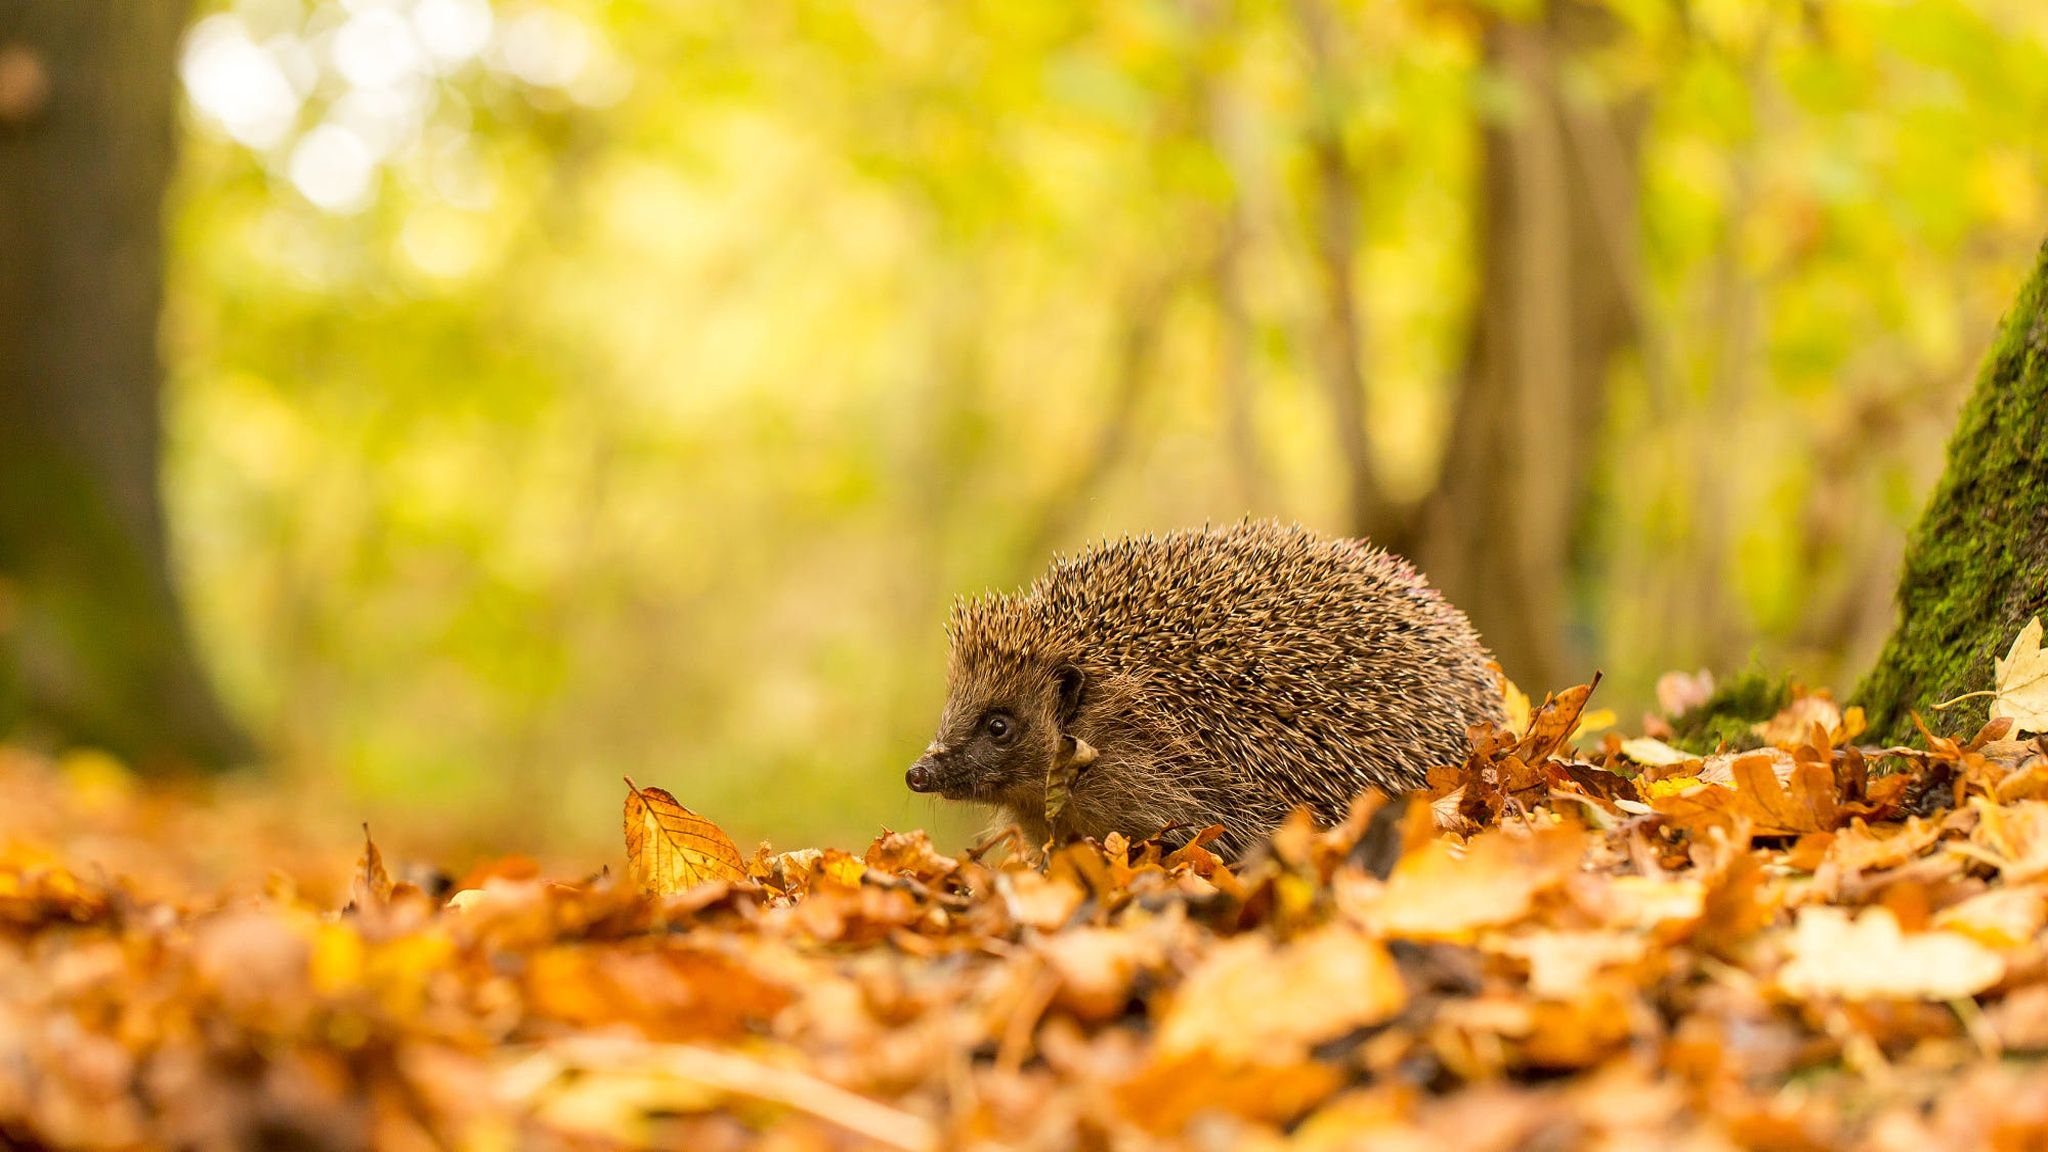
[906,742,950,793]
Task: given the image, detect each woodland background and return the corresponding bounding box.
[3,0,2048,863]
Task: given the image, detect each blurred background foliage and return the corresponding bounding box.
[116,0,2048,858]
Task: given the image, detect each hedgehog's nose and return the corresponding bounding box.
[906,759,938,793]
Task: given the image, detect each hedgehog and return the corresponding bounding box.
[904,519,1504,859]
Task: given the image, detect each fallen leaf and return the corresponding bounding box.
[1496,664,1532,737]
[1993,618,2048,736]
[1155,925,1406,1060]
[1776,906,2003,1001]
[623,779,748,895]
[1620,737,1696,768]
[1653,753,1834,839]
[353,824,394,908]
[1371,826,1585,941]
[1497,931,1650,1000]
[1933,885,2045,949]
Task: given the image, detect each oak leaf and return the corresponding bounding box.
[623,778,748,895]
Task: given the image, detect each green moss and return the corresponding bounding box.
[1855,239,2048,746]
[1669,669,1791,754]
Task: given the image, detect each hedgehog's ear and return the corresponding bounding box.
[1053,664,1085,727]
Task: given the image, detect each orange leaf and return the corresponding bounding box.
[623,778,748,895]
[1514,676,1601,763]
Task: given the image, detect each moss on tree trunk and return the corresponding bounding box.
[1855,239,2048,745]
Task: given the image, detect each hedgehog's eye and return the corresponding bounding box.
[983,712,1015,745]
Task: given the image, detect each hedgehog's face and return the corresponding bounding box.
[906,663,1084,808]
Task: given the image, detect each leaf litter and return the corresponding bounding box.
[11,659,2048,1147]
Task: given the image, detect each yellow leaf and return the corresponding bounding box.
[1777,907,2003,1001]
[623,778,748,895]
[1993,617,2048,736]
[1620,737,1694,767]
[1496,665,1532,738]
[1642,774,1707,798]
[1934,886,2046,950]
[1572,708,1616,739]
[309,921,365,995]
[1155,926,1405,1060]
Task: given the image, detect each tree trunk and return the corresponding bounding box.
[0,3,253,770]
[1856,239,2048,745]
[1415,0,1644,693]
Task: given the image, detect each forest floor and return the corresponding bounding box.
[6,660,2048,1150]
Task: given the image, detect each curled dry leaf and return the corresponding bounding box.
[1044,735,1098,832]
[352,823,394,908]
[623,778,748,895]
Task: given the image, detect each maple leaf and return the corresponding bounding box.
[1992,617,2048,736]
[623,778,748,895]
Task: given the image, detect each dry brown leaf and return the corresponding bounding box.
[1043,735,1097,832]
[1653,753,1835,840]
[1515,679,1600,763]
[1033,927,1165,1021]
[1818,816,1943,874]
[623,778,748,895]
[353,823,394,908]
